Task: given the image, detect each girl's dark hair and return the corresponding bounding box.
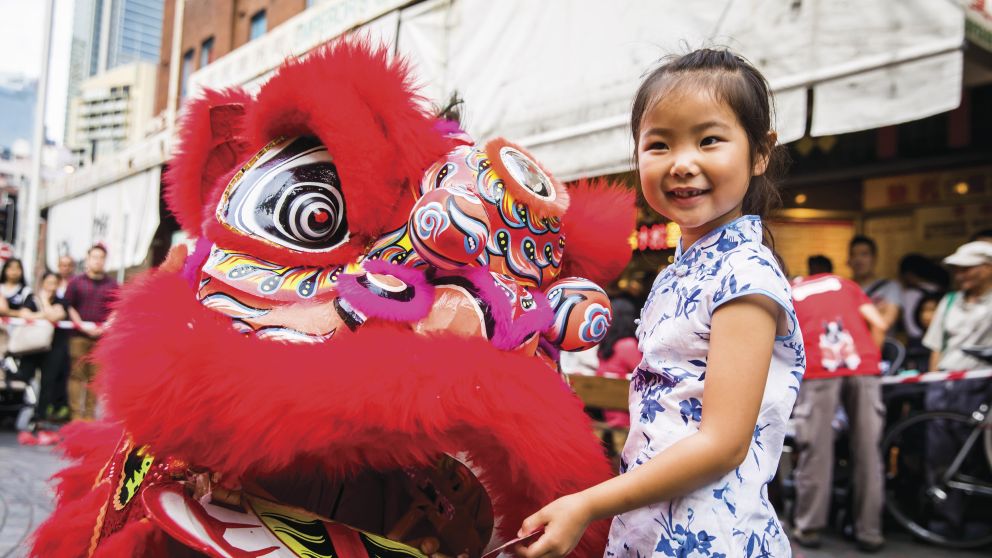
[598,298,639,360]
[913,291,945,333]
[630,48,788,251]
[899,253,950,291]
[1,258,25,287]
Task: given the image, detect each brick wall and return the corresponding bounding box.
[155,0,307,116]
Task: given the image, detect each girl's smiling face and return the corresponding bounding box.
[637,88,768,248]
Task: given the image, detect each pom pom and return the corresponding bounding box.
[543,277,612,351]
[409,186,490,269]
[484,138,569,219]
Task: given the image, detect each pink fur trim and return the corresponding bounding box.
[336,261,434,322]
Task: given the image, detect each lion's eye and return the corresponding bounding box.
[216,136,349,253]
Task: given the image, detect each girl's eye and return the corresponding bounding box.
[646,141,668,151]
[700,136,722,147]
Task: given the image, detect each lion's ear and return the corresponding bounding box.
[164,88,253,236]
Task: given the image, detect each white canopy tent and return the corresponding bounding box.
[395,0,965,180]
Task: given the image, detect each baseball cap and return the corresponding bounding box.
[943,241,992,267]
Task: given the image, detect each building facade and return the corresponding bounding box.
[155,0,308,116]
[65,0,164,145]
[65,62,157,168]
[106,0,165,69]
[0,75,37,152]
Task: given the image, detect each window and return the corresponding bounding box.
[249,10,267,41]
[180,48,194,99]
[200,37,214,68]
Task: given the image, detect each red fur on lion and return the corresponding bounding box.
[561,179,636,285]
[61,267,610,555]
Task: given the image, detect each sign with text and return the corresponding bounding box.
[863,166,992,210]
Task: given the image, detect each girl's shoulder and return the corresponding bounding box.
[709,243,793,312]
[716,242,788,285]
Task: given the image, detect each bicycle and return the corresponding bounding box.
[881,347,992,549]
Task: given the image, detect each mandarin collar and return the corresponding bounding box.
[673,215,764,269]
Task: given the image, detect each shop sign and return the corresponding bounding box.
[863,165,992,210]
[631,222,681,251]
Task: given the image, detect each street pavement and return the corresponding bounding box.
[789,530,990,558]
[0,429,989,558]
[0,430,61,558]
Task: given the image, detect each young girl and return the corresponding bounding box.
[517,49,804,558]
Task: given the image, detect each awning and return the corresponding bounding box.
[397,0,965,180]
[46,166,161,272]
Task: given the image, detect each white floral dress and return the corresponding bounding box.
[606,215,805,558]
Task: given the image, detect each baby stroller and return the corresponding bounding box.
[0,353,37,432]
[0,317,60,435]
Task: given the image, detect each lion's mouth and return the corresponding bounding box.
[146,454,497,558]
[251,454,495,557]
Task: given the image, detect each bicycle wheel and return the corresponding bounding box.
[883,411,992,549]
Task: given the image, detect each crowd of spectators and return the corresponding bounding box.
[1,244,117,443]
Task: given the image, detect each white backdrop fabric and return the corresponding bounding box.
[396,0,964,180]
[46,166,161,271]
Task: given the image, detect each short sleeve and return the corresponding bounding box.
[711,249,797,340]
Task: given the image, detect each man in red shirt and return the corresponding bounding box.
[64,244,118,420]
[791,255,887,552]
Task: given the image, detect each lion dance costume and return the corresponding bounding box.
[30,40,635,558]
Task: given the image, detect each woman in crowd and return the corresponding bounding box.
[0,258,33,316]
[20,271,71,422]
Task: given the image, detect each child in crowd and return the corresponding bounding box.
[517,49,805,557]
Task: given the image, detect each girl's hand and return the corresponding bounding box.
[515,494,592,558]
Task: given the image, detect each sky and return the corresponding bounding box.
[0,0,74,144]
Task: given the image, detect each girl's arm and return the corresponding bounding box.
[516,295,779,558]
[858,302,887,348]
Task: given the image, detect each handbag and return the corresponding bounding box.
[7,320,55,356]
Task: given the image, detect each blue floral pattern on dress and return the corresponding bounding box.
[606,216,805,557]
